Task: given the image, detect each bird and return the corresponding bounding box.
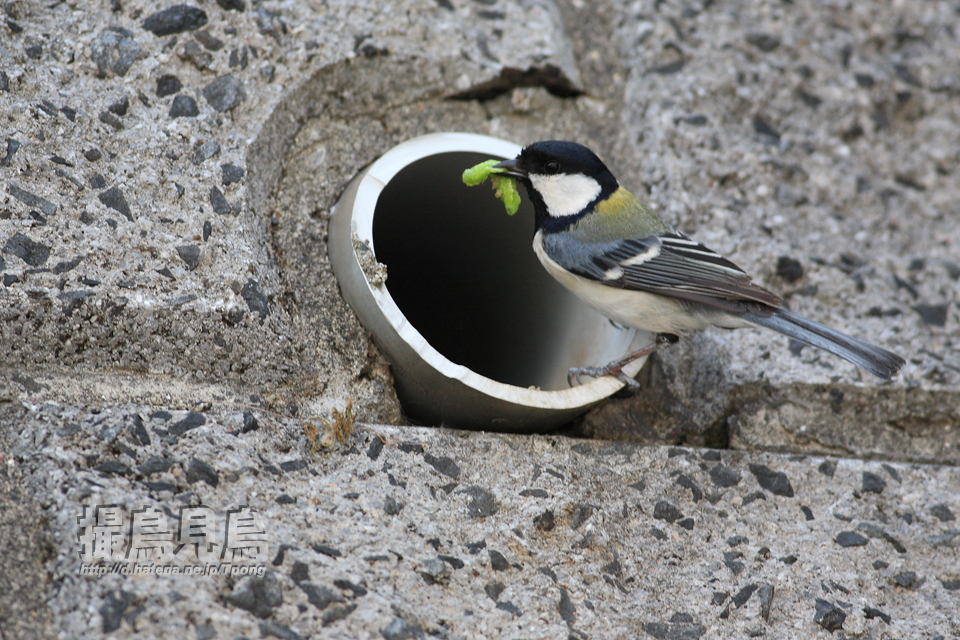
[492,140,905,390]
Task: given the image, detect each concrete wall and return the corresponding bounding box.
[1,0,957,637]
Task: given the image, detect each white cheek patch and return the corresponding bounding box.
[529,173,602,218]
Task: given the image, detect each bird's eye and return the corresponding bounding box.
[545,161,561,174]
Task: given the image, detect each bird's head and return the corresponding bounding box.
[495,141,619,232]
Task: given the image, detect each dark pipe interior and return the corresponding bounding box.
[372,152,583,390]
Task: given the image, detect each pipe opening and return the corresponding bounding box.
[372,151,626,391]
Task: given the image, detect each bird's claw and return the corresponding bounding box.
[566,365,640,394]
[567,368,585,387]
[613,370,641,394]
[565,334,678,393]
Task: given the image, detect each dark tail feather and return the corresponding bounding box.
[742,308,905,380]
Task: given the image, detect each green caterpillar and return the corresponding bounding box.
[462,159,521,216]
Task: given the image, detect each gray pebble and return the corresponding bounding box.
[169,94,199,118]
[3,232,50,266]
[221,162,245,184]
[210,186,233,214]
[419,558,450,585]
[156,74,182,97]
[98,110,123,131]
[186,458,219,487]
[225,572,282,618]
[862,471,886,494]
[216,0,245,11]
[98,186,133,221]
[192,140,220,165]
[835,531,868,547]
[8,183,56,216]
[241,278,270,318]
[749,463,794,497]
[814,599,846,632]
[1,138,21,167]
[142,5,208,36]
[203,74,246,112]
[91,28,141,77]
[745,32,781,52]
[176,244,201,270]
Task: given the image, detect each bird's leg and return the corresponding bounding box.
[567,333,679,393]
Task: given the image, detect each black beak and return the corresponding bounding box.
[494,157,527,179]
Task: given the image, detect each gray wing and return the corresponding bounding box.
[541,230,781,312]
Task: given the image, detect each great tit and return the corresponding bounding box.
[493,140,905,390]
